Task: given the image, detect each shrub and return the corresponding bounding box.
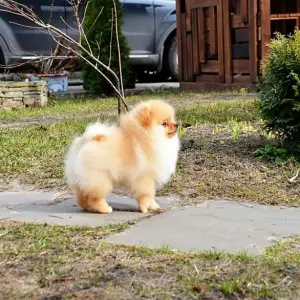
[258,30,300,153]
[254,144,289,165]
[81,0,131,95]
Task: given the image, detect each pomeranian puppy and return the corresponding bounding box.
[65,100,180,214]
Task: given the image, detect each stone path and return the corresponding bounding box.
[0,191,179,226]
[107,200,300,254]
[1,191,300,254]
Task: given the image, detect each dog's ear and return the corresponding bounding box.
[136,105,152,127]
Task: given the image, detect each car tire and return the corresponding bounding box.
[167,36,178,81]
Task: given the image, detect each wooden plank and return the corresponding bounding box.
[270,13,300,19]
[199,59,249,74]
[180,81,257,92]
[233,75,251,83]
[181,14,188,81]
[196,74,221,82]
[176,0,183,82]
[234,0,240,14]
[240,0,248,23]
[209,6,217,55]
[249,0,258,83]
[207,15,248,31]
[205,17,210,30]
[201,60,218,73]
[191,0,217,9]
[186,33,194,81]
[261,0,271,65]
[198,8,206,63]
[191,9,199,74]
[233,59,250,73]
[271,16,299,20]
[297,0,300,13]
[186,0,192,32]
[272,13,290,18]
[217,0,224,83]
[232,15,249,28]
[223,0,232,84]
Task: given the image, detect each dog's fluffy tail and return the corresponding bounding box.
[65,135,85,189]
[66,122,115,163]
[83,122,115,142]
[65,122,115,189]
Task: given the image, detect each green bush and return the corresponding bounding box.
[82,0,131,95]
[254,144,289,165]
[258,30,300,153]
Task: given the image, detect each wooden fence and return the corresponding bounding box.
[177,0,300,91]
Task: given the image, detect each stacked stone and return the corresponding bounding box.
[0,81,48,110]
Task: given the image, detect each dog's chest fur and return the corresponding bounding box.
[152,135,180,186]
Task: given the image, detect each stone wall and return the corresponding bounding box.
[0,81,48,110]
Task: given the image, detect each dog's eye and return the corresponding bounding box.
[162,122,168,127]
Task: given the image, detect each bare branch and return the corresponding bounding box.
[112,0,125,102]
[60,15,79,33]
[108,8,114,69]
[48,0,54,23]
[86,7,104,35]
[0,0,129,114]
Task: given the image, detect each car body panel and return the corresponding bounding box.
[0,0,176,72]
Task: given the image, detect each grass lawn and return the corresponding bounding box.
[1,92,300,299]
[0,92,299,206]
[0,90,253,124]
[1,222,300,299]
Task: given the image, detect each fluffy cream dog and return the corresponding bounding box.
[65,100,180,214]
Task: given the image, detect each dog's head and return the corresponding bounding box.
[132,100,178,139]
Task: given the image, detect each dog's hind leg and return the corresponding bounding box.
[89,197,112,214]
[75,188,91,211]
[75,177,113,214]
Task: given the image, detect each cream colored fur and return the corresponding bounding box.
[65,100,180,214]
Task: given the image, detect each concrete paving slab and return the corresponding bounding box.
[106,200,300,254]
[0,192,179,226]
[55,82,179,99]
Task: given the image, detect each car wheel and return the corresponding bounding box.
[167,36,178,81]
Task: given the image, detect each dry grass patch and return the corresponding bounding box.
[1,222,300,299]
[1,97,299,206]
[161,122,300,206]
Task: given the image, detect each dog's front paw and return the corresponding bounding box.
[139,204,149,213]
[97,203,113,214]
[149,200,160,211]
[103,205,113,214]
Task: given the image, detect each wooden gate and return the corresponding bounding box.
[177,0,260,91]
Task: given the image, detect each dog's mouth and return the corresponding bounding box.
[168,131,177,137]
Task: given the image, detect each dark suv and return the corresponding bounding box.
[0,0,178,80]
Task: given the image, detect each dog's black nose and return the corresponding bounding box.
[174,123,178,128]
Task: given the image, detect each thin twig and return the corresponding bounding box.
[112,0,127,113]
[288,169,300,183]
[194,264,200,275]
[108,8,114,69]
[86,7,104,35]
[0,0,128,115]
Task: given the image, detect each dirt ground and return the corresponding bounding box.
[1,94,300,299]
